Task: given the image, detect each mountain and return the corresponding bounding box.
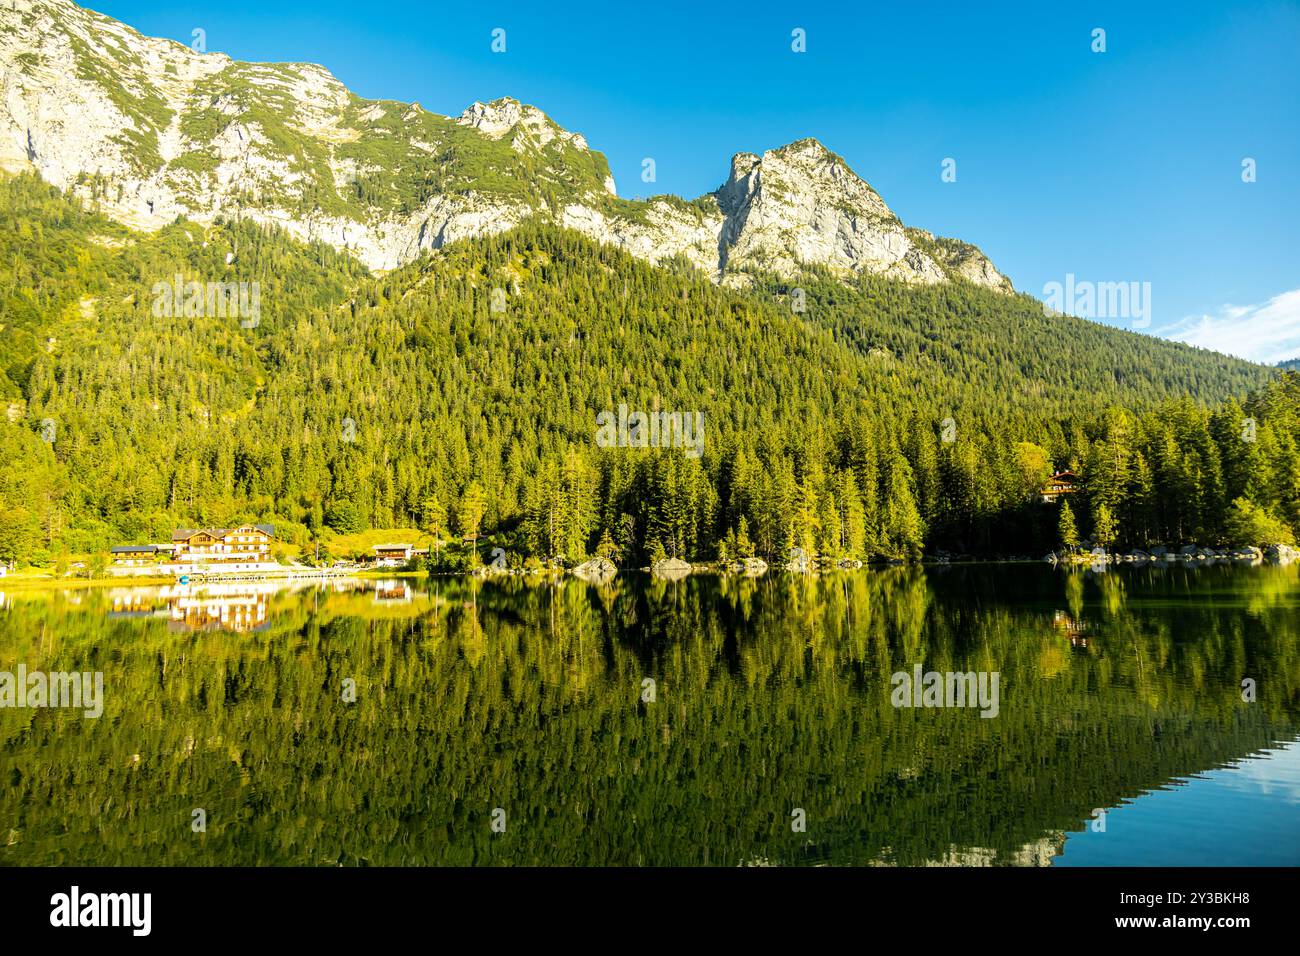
[1,170,1291,566]
[0,0,1011,289]
[0,1,1296,566]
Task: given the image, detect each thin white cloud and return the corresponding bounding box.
[1157,288,1300,365]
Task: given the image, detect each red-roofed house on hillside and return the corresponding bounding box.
[1040,471,1080,504]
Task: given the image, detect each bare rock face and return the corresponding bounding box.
[718,140,943,284]
[0,0,1013,292]
[560,197,725,277]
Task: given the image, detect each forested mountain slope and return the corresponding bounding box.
[0,172,1294,565]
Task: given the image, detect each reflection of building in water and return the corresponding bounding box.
[103,580,368,631]
[1053,609,1089,647]
[166,586,271,632]
[372,580,412,603]
[108,591,161,619]
[885,832,1069,867]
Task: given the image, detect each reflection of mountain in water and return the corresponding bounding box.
[0,563,1297,865]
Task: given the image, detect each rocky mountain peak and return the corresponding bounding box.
[456,97,588,151]
[457,97,530,137]
[758,138,895,219]
[0,0,1012,291]
[712,138,926,282]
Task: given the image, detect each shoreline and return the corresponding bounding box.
[0,567,418,591]
[2,550,1295,592]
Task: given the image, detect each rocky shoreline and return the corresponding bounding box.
[420,544,1300,582]
[1044,543,1298,567]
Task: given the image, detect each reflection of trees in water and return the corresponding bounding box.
[0,564,1296,865]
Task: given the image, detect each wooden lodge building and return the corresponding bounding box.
[109,544,166,568]
[1040,471,1080,504]
[172,524,276,564]
[111,524,278,576]
[367,544,429,568]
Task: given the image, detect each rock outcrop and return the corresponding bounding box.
[1264,543,1298,566]
[571,556,617,580]
[650,557,692,580]
[727,557,769,575]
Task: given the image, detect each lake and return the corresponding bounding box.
[1,564,1297,866]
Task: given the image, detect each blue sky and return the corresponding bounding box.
[95,0,1300,362]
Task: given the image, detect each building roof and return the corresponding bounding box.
[173,524,275,541]
[111,545,157,554]
[372,544,414,551]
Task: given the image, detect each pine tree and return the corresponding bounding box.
[838,470,867,559]
[422,493,445,563]
[734,516,755,559]
[456,480,486,563]
[1058,500,1080,551]
[884,453,925,560]
[1093,502,1118,550]
[594,527,620,563]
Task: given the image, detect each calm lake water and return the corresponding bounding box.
[1,564,1297,866]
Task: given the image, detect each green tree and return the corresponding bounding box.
[1224,498,1294,546]
[1012,442,1053,501]
[324,500,364,535]
[838,470,867,559]
[1058,500,1080,551]
[1093,503,1118,549]
[456,481,486,563]
[422,493,445,563]
[595,527,621,563]
[734,516,755,559]
[883,454,925,560]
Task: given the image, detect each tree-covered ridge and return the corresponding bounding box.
[770,269,1268,410]
[0,172,1294,566]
